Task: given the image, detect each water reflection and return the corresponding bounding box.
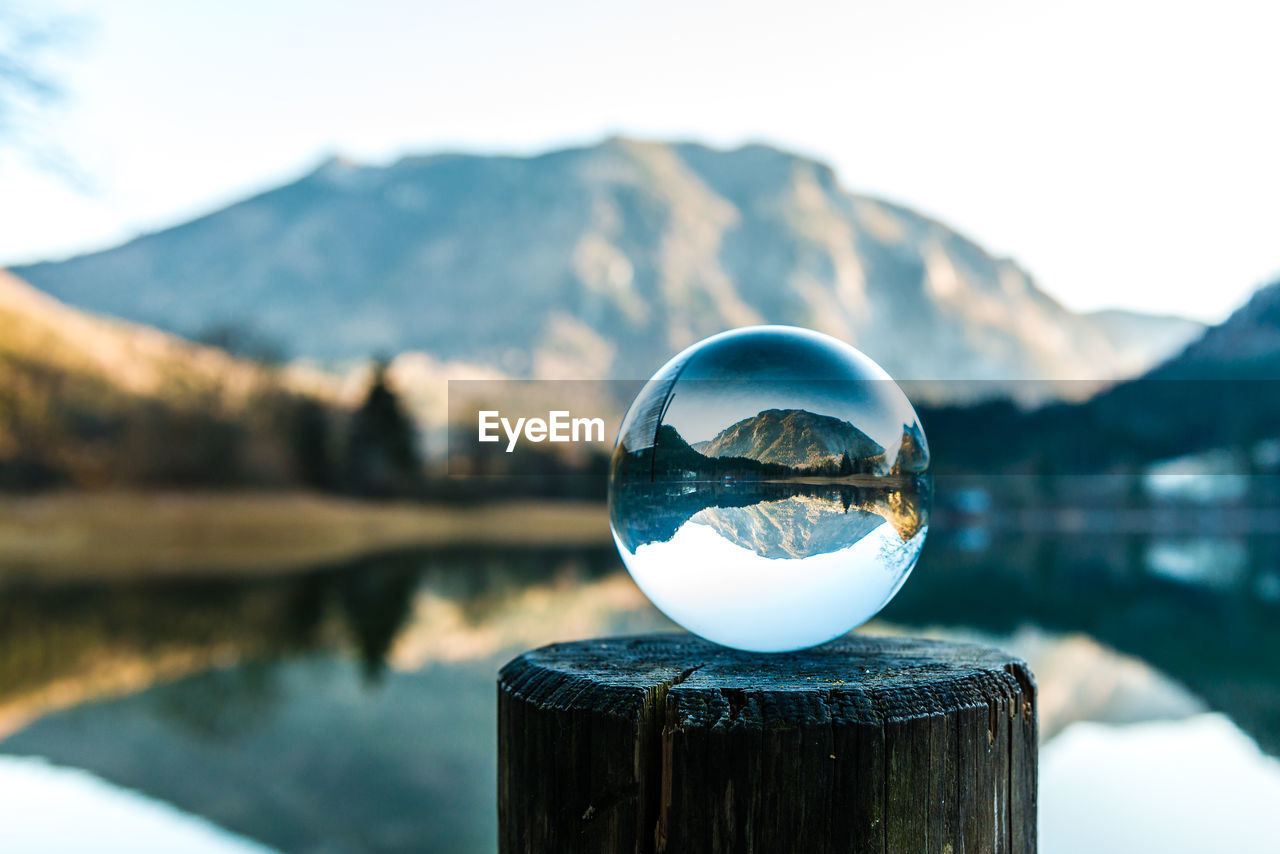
[0,545,652,854]
[0,755,279,853]
[610,480,929,651]
[885,527,1280,755]
[1040,714,1280,854]
[0,525,1276,852]
[611,480,929,554]
[0,547,625,738]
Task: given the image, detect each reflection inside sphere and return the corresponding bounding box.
[608,326,931,653]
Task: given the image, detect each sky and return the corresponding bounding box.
[2,0,1279,323]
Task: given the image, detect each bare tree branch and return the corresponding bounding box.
[0,3,88,184]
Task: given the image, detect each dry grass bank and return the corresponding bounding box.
[0,491,610,582]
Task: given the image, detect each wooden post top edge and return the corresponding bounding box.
[500,632,1034,715]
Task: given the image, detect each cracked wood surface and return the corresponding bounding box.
[498,632,1037,854]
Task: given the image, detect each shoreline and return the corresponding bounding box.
[0,491,611,582]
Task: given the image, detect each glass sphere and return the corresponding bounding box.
[609,326,931,652]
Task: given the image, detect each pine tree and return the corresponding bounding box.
[344,362,422,497]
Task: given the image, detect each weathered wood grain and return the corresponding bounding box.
[498,633,1037,853]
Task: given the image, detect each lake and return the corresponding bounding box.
[2,494,1279,852]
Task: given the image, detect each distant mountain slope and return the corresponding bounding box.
[1084,309,1208,378]
[693,408,883,469]
[14,138,1200,390]
[0,270,334,488]
[1148,280,1280,378]
[921,278,1280,474]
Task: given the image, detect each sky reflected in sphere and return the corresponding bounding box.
[609,326,931,652]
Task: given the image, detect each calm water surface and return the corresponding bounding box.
[1,511,1279,852]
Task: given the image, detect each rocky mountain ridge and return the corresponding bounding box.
[693,408,884,469]
[13,138,1203,394]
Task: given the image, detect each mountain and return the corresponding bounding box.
[1147,280,1280,378]
[13,138,1201,392]
[921,278,1280,475]
[693,408,884,469]
[0,269,335,488]
[1083,309,1208,378]
[890,420,929,475]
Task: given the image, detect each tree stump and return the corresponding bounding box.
[499,632,1036,854]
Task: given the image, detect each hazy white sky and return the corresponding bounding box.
[3,0,1278,322]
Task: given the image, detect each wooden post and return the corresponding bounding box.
[499,632,1036,854]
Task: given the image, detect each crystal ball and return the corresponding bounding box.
[608,326,931,652]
